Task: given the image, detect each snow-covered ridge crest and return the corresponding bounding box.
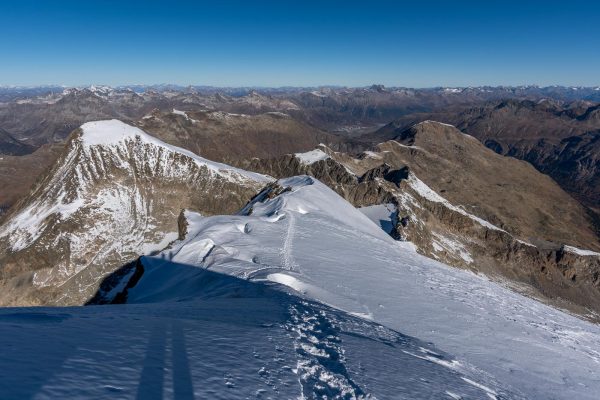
[79,120,270,183]
[563,245,600,257]
[418,120,456,128]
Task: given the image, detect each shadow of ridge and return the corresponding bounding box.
[85,257,439,350]
[85,258,144,305]
[84,259,509,398]
[85,255,295,305]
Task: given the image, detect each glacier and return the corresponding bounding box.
[0,176,599,399]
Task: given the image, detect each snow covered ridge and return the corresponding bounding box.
[109,175,600,399]
[419,119,456,128]
[563,245,600,257]
[79,120,270,183]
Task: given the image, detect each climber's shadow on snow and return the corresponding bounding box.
[136,321,194,400]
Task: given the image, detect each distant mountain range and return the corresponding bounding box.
[1,84,599,213]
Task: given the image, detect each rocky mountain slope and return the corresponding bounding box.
[3,85,600,214]
[0,143,63,213]
[137,108,362,164]
[0,128,35,155]
[242,122,600,316]
[0,120,270,306]
[369,99,600,209]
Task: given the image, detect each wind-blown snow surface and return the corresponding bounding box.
[1,176,599,399]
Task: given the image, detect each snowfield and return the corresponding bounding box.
[1,176,599,399]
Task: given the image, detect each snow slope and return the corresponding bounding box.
[1,176,599,399]
[139,176,600,399]
[358,203,397,234]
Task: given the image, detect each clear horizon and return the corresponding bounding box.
[3,83,600,90]
[1,0,599,87]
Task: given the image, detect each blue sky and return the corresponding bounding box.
[1,0,598,87]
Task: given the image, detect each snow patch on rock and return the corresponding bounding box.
[563,245,600,257]
[171,109,198,123]
[294,149,331,165]
[408,174,504,232]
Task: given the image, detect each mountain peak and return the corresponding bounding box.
[0,120,273,305]
[78,119,270,184]
[80,119,149,146]
[393,120,477,147]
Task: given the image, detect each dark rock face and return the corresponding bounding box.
[0,129,35,155]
